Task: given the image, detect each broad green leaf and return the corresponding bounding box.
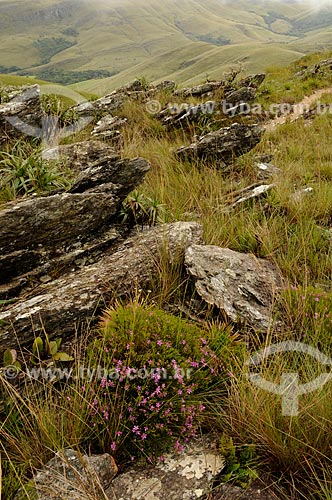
[32,337,44,356]
[53,352,74,362]
[3,349,16,366]
[49,341,58,356]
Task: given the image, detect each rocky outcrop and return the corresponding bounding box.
[297,58,332,78]
[173,81,224,98]
[172,74,265,100]
[0,222,203,351]
[238,73,266,89]
[175,123,263,164]
[21,439,224,500]
[153,80,176,93]
[109,438,224,500]
[91,115,127,143]
[43,140,120,170]
[16,449,118,500]
[0,155,150,289]
[159,74,266,126]
[224,86,257,106]
[159,101,216,127]
[0,85,42,141]
[185,245,281,332]
[74,80,176,116]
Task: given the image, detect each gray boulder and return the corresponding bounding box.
[43,140,120,169]
[0,222,203,351]
[16,449,118,500]
[91,115,127,142]
[0,143,150,304]
[0,85,42,141]
[175,123,263,164]
[185,245,282,332]
[109,438,224,500]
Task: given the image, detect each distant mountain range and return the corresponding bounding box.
[1,0,332,94]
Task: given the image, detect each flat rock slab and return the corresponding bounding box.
[43,140,120,170]
[109,439,224,500]
[0,222,203,351]
[185,245,281,332]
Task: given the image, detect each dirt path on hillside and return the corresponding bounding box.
[265,87,332,131]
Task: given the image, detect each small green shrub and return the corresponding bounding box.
[30,335,74,365]
[80,302,225,461]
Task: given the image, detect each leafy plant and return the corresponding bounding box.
[119,190,165,226]
[219,435,258,488]
[41,94,79,126]
[30,335,73,364]
[2,349,21,371]
[0,140,71,201]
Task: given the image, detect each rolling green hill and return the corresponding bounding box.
[1,0,332,95]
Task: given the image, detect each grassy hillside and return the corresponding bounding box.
[0,74,48,88]
[1,0,332,93]
[1,50,332,500]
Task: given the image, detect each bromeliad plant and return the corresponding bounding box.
[0,139,71,201]
[119,190,166,227]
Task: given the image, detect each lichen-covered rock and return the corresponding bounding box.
[16,449,118,500]
[0,85,42,141]
[213,482,282,500]
[185,245,282,332]
[109,438,224,500]
[42,140,120,170]
[91,115,127,142]
[175,123,263,164]
[0,222,203,350]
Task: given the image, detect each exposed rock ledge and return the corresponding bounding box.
[0,222,203,352]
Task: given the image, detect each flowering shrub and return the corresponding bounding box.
[81,303,224,462]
